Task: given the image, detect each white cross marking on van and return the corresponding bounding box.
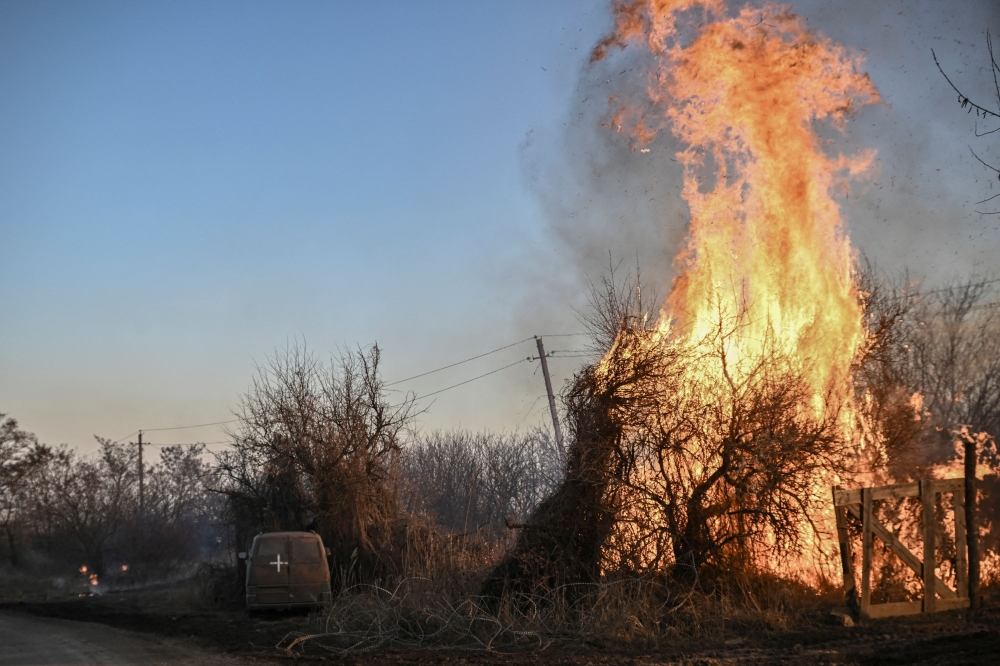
[270,554,285,572]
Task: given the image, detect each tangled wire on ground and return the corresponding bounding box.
[276,576,701,655]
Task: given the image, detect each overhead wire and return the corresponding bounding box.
[408,358,530,402]
[145,440,230,448]
[140,419,238,433]
[108,333,590,439]
[385,337,535,386]
[112,430,140,444]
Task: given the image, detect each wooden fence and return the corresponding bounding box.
[832,477,974,619]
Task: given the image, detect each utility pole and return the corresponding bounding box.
[535,336,566,459]
[137,430,144,519]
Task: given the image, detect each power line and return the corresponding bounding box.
[141,419,239,433]
[113,430,140,444]
[402,358,530,404]
[110,334,589,438]
[385,337,534,386]
[145,440,230,448]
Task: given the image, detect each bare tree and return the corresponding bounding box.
[933,30,1000,213]
[0,414,50,566]
[217,342,417,580]
[34,440,137,577]
[400,429,562,535]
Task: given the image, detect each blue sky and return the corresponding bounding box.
[3,1,999,453]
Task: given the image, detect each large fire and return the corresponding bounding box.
[591,0,883,577]
[598,0,878,409]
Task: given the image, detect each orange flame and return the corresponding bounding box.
[604,0,877,403]
[594,1,880,575]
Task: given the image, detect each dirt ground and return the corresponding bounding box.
[3,585,1000,665]
[0,609,246,665]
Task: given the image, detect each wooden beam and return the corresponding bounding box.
[936,478,965,494]
[865,597,969,619]
[965,437,980,611]
[861,487,872,617]
[833,478,963,507]
[936,597,971,612]
[833,487,858,615]
[867,601,922,619]
[922,479,937,613]
[872,481,921,501]
[955,488,968,599]
[834,487,861,506]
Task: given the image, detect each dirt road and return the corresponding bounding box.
[0,610,245,666]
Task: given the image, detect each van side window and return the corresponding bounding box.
[290,538,322,562]
[255,539,286,557]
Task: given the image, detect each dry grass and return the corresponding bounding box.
[276,569,833,656]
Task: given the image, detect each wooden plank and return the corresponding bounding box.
[936,596,971,612]
[861,487,872,617]
[936,477,965,494]
[834,479,959,507]
[955,488,968,598]
[871,481,921,501]
[834,487,861,506]
[833,487,858,615]
[846,505,957,600]
[922,479,937,613]
[867,601,922,619]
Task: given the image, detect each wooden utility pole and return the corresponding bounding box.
[137,430,144,518]
[965,435,980,610]
[535,336,565,459]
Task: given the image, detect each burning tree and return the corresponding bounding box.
[600,315,853,580]
[489,0,892,591]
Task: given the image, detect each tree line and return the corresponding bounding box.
[3,273,1000,596]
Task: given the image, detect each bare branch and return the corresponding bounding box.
[933,49,1000,120]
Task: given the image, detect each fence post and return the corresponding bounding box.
[921,479,936,614]
[955,487,968,599]
[861,487,872,618]
[964,436,980,611]
[833,486,859,616]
